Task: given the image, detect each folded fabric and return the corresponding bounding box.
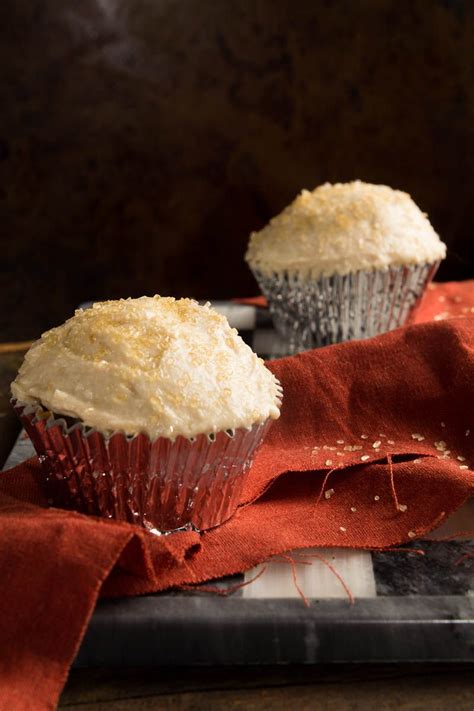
[0,308,473,709]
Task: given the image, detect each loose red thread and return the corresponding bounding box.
[387,453,401,512]
[408,510,447,539]
[275,553,310,607]
[424,529,474,542]
[305,551,355,605]
[273,551,355,606]
[454,551,474,566]
[178,565,267,597]
[315,467,338,506]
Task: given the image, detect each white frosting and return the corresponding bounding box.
[12,297,282,440]
[246,181,446,278]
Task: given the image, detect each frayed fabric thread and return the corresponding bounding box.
[177,565,267,597]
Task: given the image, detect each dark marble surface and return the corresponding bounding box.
[373,541,474,596]
[1,0,474,341]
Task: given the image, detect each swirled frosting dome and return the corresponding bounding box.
[11,297,282,440]
[246,181,446,278]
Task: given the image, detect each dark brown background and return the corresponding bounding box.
[1,0,473,341]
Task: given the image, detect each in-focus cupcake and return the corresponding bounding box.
[246,181,446,349]
[11,297,282,534]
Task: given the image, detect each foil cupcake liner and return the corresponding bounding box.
[251,261,440,351]
[13,400,271,534]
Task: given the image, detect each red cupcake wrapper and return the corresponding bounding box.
[13,400,271,534]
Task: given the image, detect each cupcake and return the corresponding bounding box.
[246,181,446,349]
[11,297,281,533]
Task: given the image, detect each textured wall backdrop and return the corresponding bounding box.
[1,0,473,339]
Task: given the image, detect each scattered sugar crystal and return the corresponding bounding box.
[350,507,357,512]
[441,422,446,428]
[374,495,380,501]
[361,455,370,461]
[459,465,469,470]
[413,458,422,464]
[324,488,335,500]
[373,440,382,448]
[457,456,466,462]
[411,433,424,441]
[387,439,395,445]
[466,430,471,437]
[336,439,344,444]
[398,504,408,512]
[325,459,333,466]
[360,434,368,439]
[408,531,416,538]
[339,526,347,532]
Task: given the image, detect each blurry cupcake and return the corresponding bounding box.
[246,181,446,349]
[11,297,281,533]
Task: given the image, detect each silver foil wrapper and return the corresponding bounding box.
[251,261,440,351]
[13,401,271,534]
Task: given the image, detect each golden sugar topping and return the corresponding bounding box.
[246,181,446,278]
[12,296,281,440]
